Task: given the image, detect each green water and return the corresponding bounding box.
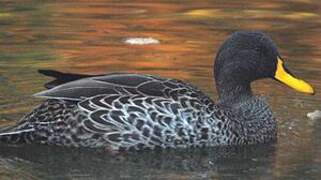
[0,0,320,179]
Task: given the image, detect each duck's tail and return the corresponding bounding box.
[0,118,36,144]
[38,69,95,89]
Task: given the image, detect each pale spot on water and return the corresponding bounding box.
[124,37,160,45]
[307,110,321,121]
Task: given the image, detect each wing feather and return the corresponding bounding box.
[35,73,179,101]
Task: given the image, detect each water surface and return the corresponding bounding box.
[0,0,321,179]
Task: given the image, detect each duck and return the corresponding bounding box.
[0,31,314,151]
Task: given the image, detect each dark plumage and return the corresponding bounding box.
[0,31,314,151]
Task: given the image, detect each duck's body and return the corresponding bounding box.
[0,31,313,151]
[0,73,276,150]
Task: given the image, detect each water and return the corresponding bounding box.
[0,0,320,179]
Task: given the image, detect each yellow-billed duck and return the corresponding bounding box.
[0,31,314,151]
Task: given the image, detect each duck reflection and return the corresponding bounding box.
[0,144,275,179]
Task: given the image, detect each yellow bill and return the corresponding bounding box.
[274,57,314,95]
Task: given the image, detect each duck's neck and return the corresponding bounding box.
[216,81,253,106]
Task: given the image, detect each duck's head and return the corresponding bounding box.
[214,31,314,104]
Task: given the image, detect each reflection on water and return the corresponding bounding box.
[0,0,320,179]
[0,144,276,179]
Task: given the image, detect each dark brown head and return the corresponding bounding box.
[214,31,314,104]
